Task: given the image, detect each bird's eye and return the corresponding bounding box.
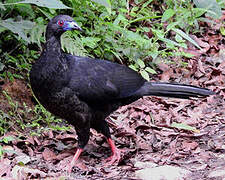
[57,20,64,27]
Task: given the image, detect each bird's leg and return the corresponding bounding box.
[92,119,121,165]
[66,120,90,173]
[105,138,121,165]
[67,148,83,173]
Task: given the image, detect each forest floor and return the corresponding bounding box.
[0,15,225,180]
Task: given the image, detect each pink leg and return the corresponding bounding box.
[67,148,83,173]
[105,138,121,165]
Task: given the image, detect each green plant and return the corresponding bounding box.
[1,91,30,131]
[0,136,15,156]
[129,59,157,81]
[1,0,223,81]
[0,110,11,135]
[0,0,223,136]
[0,90,68,135]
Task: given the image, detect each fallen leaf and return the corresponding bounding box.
[11,165,47,179]
[182,141,198,151]
[42,148,57,161]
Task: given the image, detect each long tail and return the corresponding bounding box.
[138,82,215,99]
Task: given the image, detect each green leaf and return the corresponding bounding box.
[166,22,179,31]
[159,37,187,48]
[113,14,127,26]
[6,0,71,9]
[81,37,101,49]
[149,51,159,60]
[175,34,185,43]
[30,22,45,48]
[0,26,7,33]
[151,28,165,39]
[142,27,149,32]
[13,74,24,79]
[61,33,88,56]
[91,0,111,14]
[0,2,5,10]
[128,16,161,26]
[220,26,225,36]
[126,31,143,42]
[171,122,200,133]
[140,70,150,81]
[0,136,15,143]
[91,0,111,8]
[109,51,123,64]
[0,62,5,71]
[0,18,35,42]
[0,145,3,156]
[145,67,157,74]
[137,59,145,69]
[162,9,175,22]
[180,52,195,58]
[15,3,35,18]
[172,28,201,49]
[129,64,138,71]
[193,0,222,19]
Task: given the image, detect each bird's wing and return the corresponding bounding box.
[66,54,146,103]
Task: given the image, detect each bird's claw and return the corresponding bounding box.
[65,160,87,173]
[64,148,84,173]
[65,164,73,173]
[104,148,121,166]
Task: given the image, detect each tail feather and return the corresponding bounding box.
[138,82,215,99]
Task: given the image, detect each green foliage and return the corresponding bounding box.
[61,32,88,56]
[4,0,71,9]
[0,136,15,156]
[0,0,223,134]
[0,91,26,134]
[0,0,223,79]
[0,18,35,42]
[171,122,200,133]
[0,136,15,144]
[193,0,222,19]
[0,90,67,136]
[129,59,157,81]
[0,47,37,81]
[30,17,46,48]
[32,103,62,128]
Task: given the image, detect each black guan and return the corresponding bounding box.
[30,15,215,172]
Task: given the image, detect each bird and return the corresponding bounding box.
[29,15,215,172]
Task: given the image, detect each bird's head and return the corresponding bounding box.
[46,15,82,40]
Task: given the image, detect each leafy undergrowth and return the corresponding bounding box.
[0,10,225,180]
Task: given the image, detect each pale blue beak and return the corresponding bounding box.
[64,21,83,31]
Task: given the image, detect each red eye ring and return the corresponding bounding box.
[57,20,64,27]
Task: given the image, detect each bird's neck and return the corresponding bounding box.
[44,35,62,55]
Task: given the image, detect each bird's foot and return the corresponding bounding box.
[65,160,86,173]
[104,138,121,166]
[66,148,83,173]
[104,148,121,165]
[65,163,73,173]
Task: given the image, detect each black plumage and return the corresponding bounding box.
[30,15,214,171]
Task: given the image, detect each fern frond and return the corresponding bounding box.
[30,23,46,48]
[61,33,88,57]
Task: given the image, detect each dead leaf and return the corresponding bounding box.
[42,148,57,161]
[0,158,11,177]
[182,141,198,151]
[11,165,47,179]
